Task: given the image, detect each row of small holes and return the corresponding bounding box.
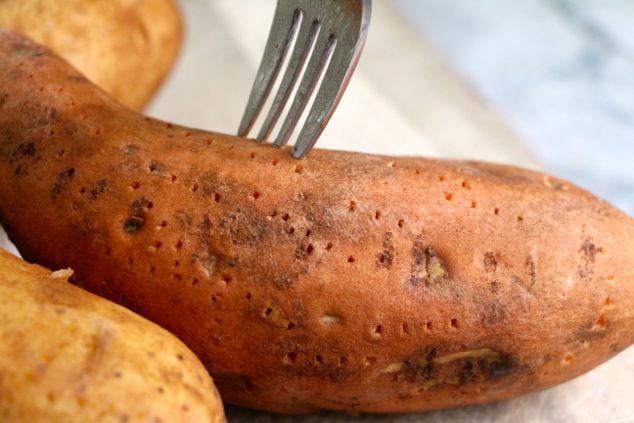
[370,319,459,337]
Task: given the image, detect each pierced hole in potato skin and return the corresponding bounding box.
[494,207,500,215]
[426,322,433,331]
[306,229,312,237]
[282,213,290,222]
[272,158,280,166]
[605,297,615,307]
[173,274,182,282]
[264,307,273,317]
[462,180,471,189]
[250,152,256,159]
[306,244,314,255]
[214,192,221,203]
[562,354,573,365]
[79,187,86,194]
[445,193,453,201]
[287,227,295,235]
[174,240,183,250]
[401,324,409,335]
[222,275,232,285]
[57,149,65,158]
[451,318,459,329]
[326,242,334,251]
[375,211,382,220]
[170,174,177,182]
[471,201,477,209]
[374,325,383,336]
[294,165,303,174]
[593,315,607,330]
[245,292,252,300]
[251,191,261,200]
[191,184,199,193]
[438,175,445,182]
[284,352,297,364]
[339,357,348,366]
[517,216,524,221]
[364,357,377,366]
[191,278,199,286]
[130,182,141,190]
[415,169,421,175]
[347,256,356,263]
[398,219,405,228]
[287,322,296,330]
[152,241,162,249]
[157,220,168,229]
[315,355,324,365]
[349,201,356,212]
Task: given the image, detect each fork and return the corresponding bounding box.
[237,0,372,159]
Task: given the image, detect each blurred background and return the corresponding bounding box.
[1,0,633,421]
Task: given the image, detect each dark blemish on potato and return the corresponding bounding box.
[489,354,519,379]
[51,167,75,198]
[410,236,447,287]
[148,161,167,175]
[9,142,37,165]
[377,232,395,268]
[579,238,603,280]
[123,197,151,234]
[89,179,107,201]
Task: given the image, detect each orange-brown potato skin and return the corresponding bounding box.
[0,0,183,110]
[0,246,227,423]
[1,31,633,414]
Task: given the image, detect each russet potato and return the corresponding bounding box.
[0,31,633,414]
[0,0,183,109]
[0,246,226,423]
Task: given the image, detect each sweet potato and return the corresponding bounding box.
[0,0,183,110]
[0,246,226,423]
[0,30,633,414]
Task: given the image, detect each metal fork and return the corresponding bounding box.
[237,0,372,159]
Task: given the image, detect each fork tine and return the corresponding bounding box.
[237,5,302,138]
[292,20,370,159]
[273,31,337,149]
[256,15,320,142]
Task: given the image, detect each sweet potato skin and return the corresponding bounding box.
[1,31,633,414]
[0,0,183,109]
[0,246,226,423]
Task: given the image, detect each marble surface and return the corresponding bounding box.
[393,0,634,216]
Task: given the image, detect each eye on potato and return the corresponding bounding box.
[0,30,633,414]
[0,0,183,110]
[0,247,226,423]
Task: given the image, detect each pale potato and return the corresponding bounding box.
[0,247,226,423]
[0,0,183,109]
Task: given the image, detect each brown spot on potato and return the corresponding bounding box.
[51,167,75,198]
[410,236,447,287]
[377,232,395,268]
[579,238,603,280]
[89,179,107,201]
